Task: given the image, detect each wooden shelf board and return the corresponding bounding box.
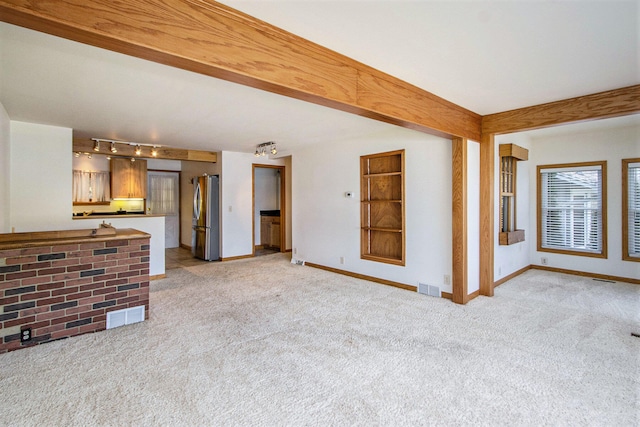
[362,227,403,233]
[363,172,402,177]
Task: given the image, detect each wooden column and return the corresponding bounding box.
[452,137,468,304]
[479,132,494,297]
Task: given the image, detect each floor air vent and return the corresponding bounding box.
[106,306,145,329]
[418,283,441,298]
[593,278,616,284]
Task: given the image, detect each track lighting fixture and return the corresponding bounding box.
[254,141,277,158]
[91,138,162,158]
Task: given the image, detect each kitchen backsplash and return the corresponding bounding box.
[72,199,146,215]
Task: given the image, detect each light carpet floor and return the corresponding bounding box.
[0,253,638,426]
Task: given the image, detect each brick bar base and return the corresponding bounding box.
[0,230,150,353]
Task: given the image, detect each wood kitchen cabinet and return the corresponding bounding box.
[110,158,147,199]
[260,215,281,249]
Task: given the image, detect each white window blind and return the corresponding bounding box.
[628,162,640,257]
[540,165,603,254]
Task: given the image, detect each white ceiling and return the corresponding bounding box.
[0,1,638,153]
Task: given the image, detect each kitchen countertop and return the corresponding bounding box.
[0,228,150,250]
[73,214,166,220]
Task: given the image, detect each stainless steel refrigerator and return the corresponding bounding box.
[192,175,220,261]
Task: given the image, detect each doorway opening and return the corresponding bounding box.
[252,164,286,257]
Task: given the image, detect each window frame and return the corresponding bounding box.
[537,160,607,259]
[622,158,640,262]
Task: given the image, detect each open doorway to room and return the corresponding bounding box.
[253,164,286,257]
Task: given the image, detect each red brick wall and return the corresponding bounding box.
[0,238,150,353]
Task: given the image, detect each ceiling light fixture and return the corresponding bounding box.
[254,141,277,158]
[86,152,92,159]
[74,152,80,158]
[91,138,162,157]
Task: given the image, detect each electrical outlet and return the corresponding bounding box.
[498,267,502,276]
[294,248,297,255]
[444,275,451,285]
[340,256,345,265]
[20,328,32,343]
[541,257,548,265]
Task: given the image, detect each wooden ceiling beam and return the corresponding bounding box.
[0,0,481,141]
[482,85,640,135]
[72,139,217,162]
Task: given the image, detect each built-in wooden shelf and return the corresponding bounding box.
[360,150,405,265]
[499,143,528,246]
[499,229,525,246]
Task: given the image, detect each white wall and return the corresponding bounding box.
[292,127,453,293]
[528,121,640,280]
[220,151,285,258]
[8,121,165,276]
[10,121,73,231]
[494,133,532,281]
[0,102,10,233]
[148,159,181,171]
[254,167,280,245]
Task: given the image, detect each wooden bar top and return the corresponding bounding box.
[0,228,150,250]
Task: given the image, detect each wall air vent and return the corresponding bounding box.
[106,306,145,329]
[418,283,441,298]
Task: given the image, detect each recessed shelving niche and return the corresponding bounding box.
[360,150,405,265]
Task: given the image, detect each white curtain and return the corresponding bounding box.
[73,170,111,202]
[148,174,178,214]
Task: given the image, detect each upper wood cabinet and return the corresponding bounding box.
[110,158,147,199]
[361,150,405,265]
